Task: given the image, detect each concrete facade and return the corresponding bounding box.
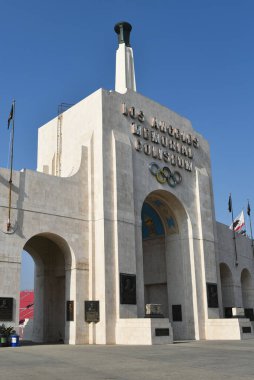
[0,22,254,344]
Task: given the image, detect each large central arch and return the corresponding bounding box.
[141,190,197,340]
[23,232,73,343]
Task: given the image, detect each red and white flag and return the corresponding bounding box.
[230,210,245,232]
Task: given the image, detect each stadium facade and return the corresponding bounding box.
[0,22,253,344]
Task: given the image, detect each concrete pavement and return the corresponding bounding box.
[1,340,254,380]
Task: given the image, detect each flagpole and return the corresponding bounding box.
[247,200,254,253]
[7,100,15,232]
[231,209,238,266]
[250,218,253,247]
[229,193,238,266]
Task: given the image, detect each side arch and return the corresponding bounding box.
[219,263,235,317]
[241,268,253,310]
[24,232,75,269]
[23,232,74,343]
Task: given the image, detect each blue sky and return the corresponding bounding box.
[1,0,254,289]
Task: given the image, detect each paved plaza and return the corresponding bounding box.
[1,340,254,380]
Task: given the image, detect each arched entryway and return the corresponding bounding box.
[219,263,235,317]
[23,232,73,343]
[141,190,197,340]
[241,268,253,317]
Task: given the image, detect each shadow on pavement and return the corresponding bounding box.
[20,340,64,346]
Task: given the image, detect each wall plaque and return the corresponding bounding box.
[66,300,74,321]
[120,273,136,305]
[224,307,233,318]
[0,297,13,321]
[155,328,169,336]
[145,304,163,317]
[244,308,254,321]
[172,305,182,321]
[85,301,100,323]
[242,326,252,333]
[207,283,218,308]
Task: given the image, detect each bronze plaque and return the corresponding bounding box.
[155,328,169,336]
[242,326,252,333]
[66,300,74,321]
[224,307,233,318]
[120,273,136,305]
[244,308,254,321]
[207,283,218,308]
[0,297,13,321]
[172,305,182,322]
[85,301,99,323]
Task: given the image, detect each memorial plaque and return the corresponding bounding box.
[120,273,136,305]
[232,307,245,317]
[66,300,74,321]
[155,328,169,336]
[172,305,182,321]
[0,297,13,321]
[85,301,100,323]
[206,283,218,308]
[145,304,163,318]
[244,308,254,321]
[224,307,233,318]
[242,326,252,334]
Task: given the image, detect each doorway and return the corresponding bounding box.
[22,233,72,343]
[141,190,196,340]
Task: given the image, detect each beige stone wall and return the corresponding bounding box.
[37,89,102,177]
[100,89,218,340]
[216,222,254,314]
[1,86,253,344]
[0,147,89,344]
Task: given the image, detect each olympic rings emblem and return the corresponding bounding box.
[149,162,182,188]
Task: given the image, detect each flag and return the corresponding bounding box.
[228,194,232,213]
[240,229,246,236]
[7,104,14,129]
[247,201,251,216]
[230,210,245,232]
